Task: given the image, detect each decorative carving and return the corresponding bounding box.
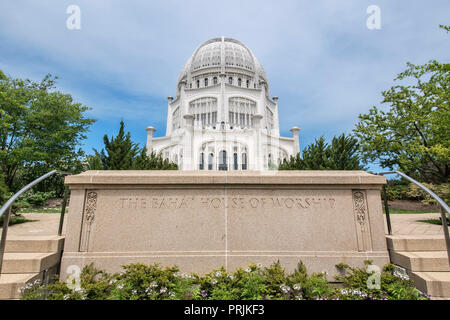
[79,191,97,252]
[84,191,97,223]
[353,191,367,225]
[352,190,372,252]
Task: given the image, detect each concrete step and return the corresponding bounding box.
[410,272,450,299]
[390,251,450,272]
[5,235,64,253]
[0,273,41,299]
[386,235,447,252]
[1,252,61,274]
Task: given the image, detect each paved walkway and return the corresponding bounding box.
[6,213,67,237]
[384,213,445,235]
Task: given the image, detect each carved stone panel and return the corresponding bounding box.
[79,190,97,252]
[352,190,373,252]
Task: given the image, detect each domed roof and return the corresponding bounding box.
[178,37,268,86]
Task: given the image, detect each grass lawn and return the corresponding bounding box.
[418,218,450,226]
[418,219,442,225]
[18,208,67,214]
[383,208,440,214]
[0,215,36,227]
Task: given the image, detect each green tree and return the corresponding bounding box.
[0,172,8,205]
[300,136,331,170]
[95,121,140,170]
[279,153,304,170]
[328,134,364,170]
[84,154,103,170]
[440,24,449,32]
[133,148,178,170]
[0,71,95,189]
[92,121,178,170]
[279,134,364,170]
[353,60,449,183]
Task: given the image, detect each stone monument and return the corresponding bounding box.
[60,170,389,279]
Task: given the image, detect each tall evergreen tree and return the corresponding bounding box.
[279,134,364,170]
[133,148,178,170]
[301,136,332,170]
[328,134,364,170]
[89,121,178,170]
[95,121,139,170]
[84,154,103,170]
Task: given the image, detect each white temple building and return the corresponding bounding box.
[145,37,300,170]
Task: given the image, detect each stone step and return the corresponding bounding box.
[390,251,450,272]
[1,252,61,274]
[0,273,41,299]
[5,235,64,253]
[386,235,447,252]
[410,272,450,299]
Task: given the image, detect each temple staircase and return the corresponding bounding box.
[0,235,64,299]
[387,235,450,300]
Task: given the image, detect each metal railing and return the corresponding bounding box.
[378,170,450,265]
[0,170,71,276]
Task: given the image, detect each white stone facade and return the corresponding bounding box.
[146,37,300,170]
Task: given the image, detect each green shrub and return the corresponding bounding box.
[21,191,56,207]
[20,261,429,300]
[385,184,410,201]
[0,214,35,227]
[384,180,449,204]
[0,190,56,215]
[406,183,449,205]
[334,262,429,300]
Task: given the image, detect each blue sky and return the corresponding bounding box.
[0,0,449,172]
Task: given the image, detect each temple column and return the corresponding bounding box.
[290,126,301,155]
[145,126,156,156]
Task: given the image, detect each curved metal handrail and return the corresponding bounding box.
[378,170,450,265]
[0,170,70,219]
[379,171,449,214]
[0,170,71,276]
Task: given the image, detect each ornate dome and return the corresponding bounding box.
[177,37,268,86]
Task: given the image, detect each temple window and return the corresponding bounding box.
[189,97,218,127]
[172,107,180,130]
[219,150,228,171]
[242,153,247,170]
[208,153,214,170]
[265,106,274,129]
[199,153,204,170]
